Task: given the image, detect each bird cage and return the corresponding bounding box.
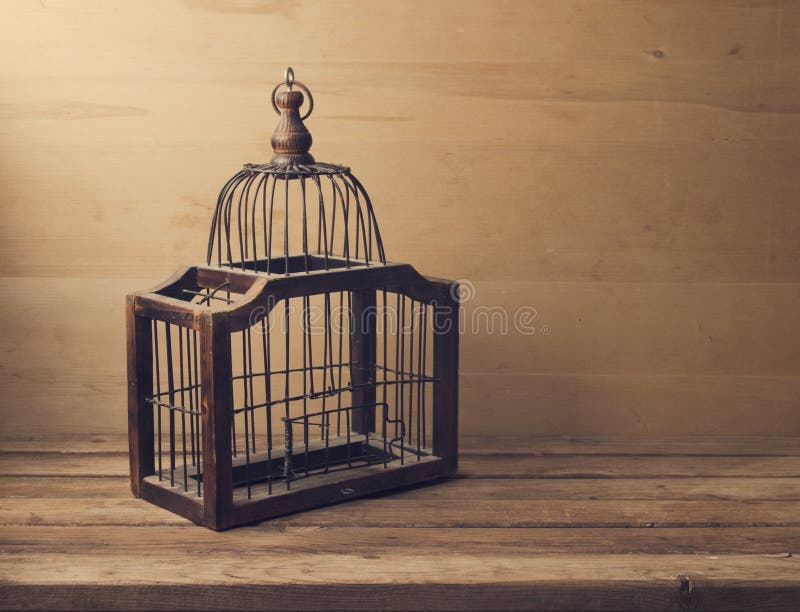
[126,69,459,530]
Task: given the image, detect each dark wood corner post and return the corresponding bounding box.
[199,311,234,530]
[350,289,377,434]
[433,281,459,475]
[127,295,155,497]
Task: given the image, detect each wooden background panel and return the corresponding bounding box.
[0,0,797,437]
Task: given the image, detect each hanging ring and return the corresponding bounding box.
[270,70,314,120]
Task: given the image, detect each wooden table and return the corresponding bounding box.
[1,435,798,611]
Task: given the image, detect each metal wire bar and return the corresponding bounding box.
[247,330,256,454]
[241,331,251,499]
[251,174,269,271]
[421,304,428,448]
[153,322,162,481]
[194,281,231,307]
[229,376,436,415]
[226,284,236,459]
[165,324,176,487]
[149,384,201,400]
[382,289,389,466]
[336,291,345,435]
[179,331,188,491]
[407,300,415,446]
[300,177,309,272]
[192,328,202,497]
[181,329,197,465]
[206,170,246,266]
[319,292,332,440]
[145,399,202,416]
[335,174,370,266]
[416,304,424,457]
[394,293,402,440]
[283,298,291,449]
[266,177,276,274]
[230,361,356,382]
[181,289,233,304]
[283,176,290,275]
[311,175,329,268]
[302,295,310,476]
[206,162,387,271]
[237,172,259,268]
[383,403,406,465]
[262,313,273,495]
[346,173,385,263]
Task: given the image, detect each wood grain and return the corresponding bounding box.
[1,435,799,610]
[5,475,800,501]
[3,451,799,478]
[3,496,799,528]
[4,434,800,455]
[1,554,799,611]
[0,0,798,438]
[2,525,798,555]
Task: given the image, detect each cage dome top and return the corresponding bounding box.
[206,68,386,273]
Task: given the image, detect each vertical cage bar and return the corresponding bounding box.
[421,305,428,449]
[154,322,163,480]
[192,329,202,497]
[241,331,252,499]
[199,311,234,530]
[261,314,273,495]
[407,300,415,445]
[165,324,176,487]
[416,302,424,458]
[179,331,188,492]
[335,291,345,436]
[186,328,196,469]
[126,296,154,497]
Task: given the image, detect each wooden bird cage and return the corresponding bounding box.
[126,69,459,530]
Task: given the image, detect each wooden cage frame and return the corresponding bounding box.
[127,260,459,530]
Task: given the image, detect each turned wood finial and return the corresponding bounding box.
[270,67,315,166]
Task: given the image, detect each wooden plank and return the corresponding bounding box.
[1,496,798,528]
[454,281,800,376]
[0,553,798,611]
[460,436,800,456]
[0,140,789,282]
[768,141,800,279]
[2,525,798,556]
[3,434,800,457]
[5,475,800,502]
[459,373,800,437]
[458,455,800,479]
[3,451,798,478]
[0,1,780,67]
[1,2,799,441]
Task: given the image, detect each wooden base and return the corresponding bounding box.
[141,435,444,529]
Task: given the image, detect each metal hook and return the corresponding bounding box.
[270,68,314,120]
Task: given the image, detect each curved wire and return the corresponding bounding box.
[206,164,387,271]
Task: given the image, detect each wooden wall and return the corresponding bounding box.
[0,0,798,437]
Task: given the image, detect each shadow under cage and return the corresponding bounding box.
[127,69,459,530]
